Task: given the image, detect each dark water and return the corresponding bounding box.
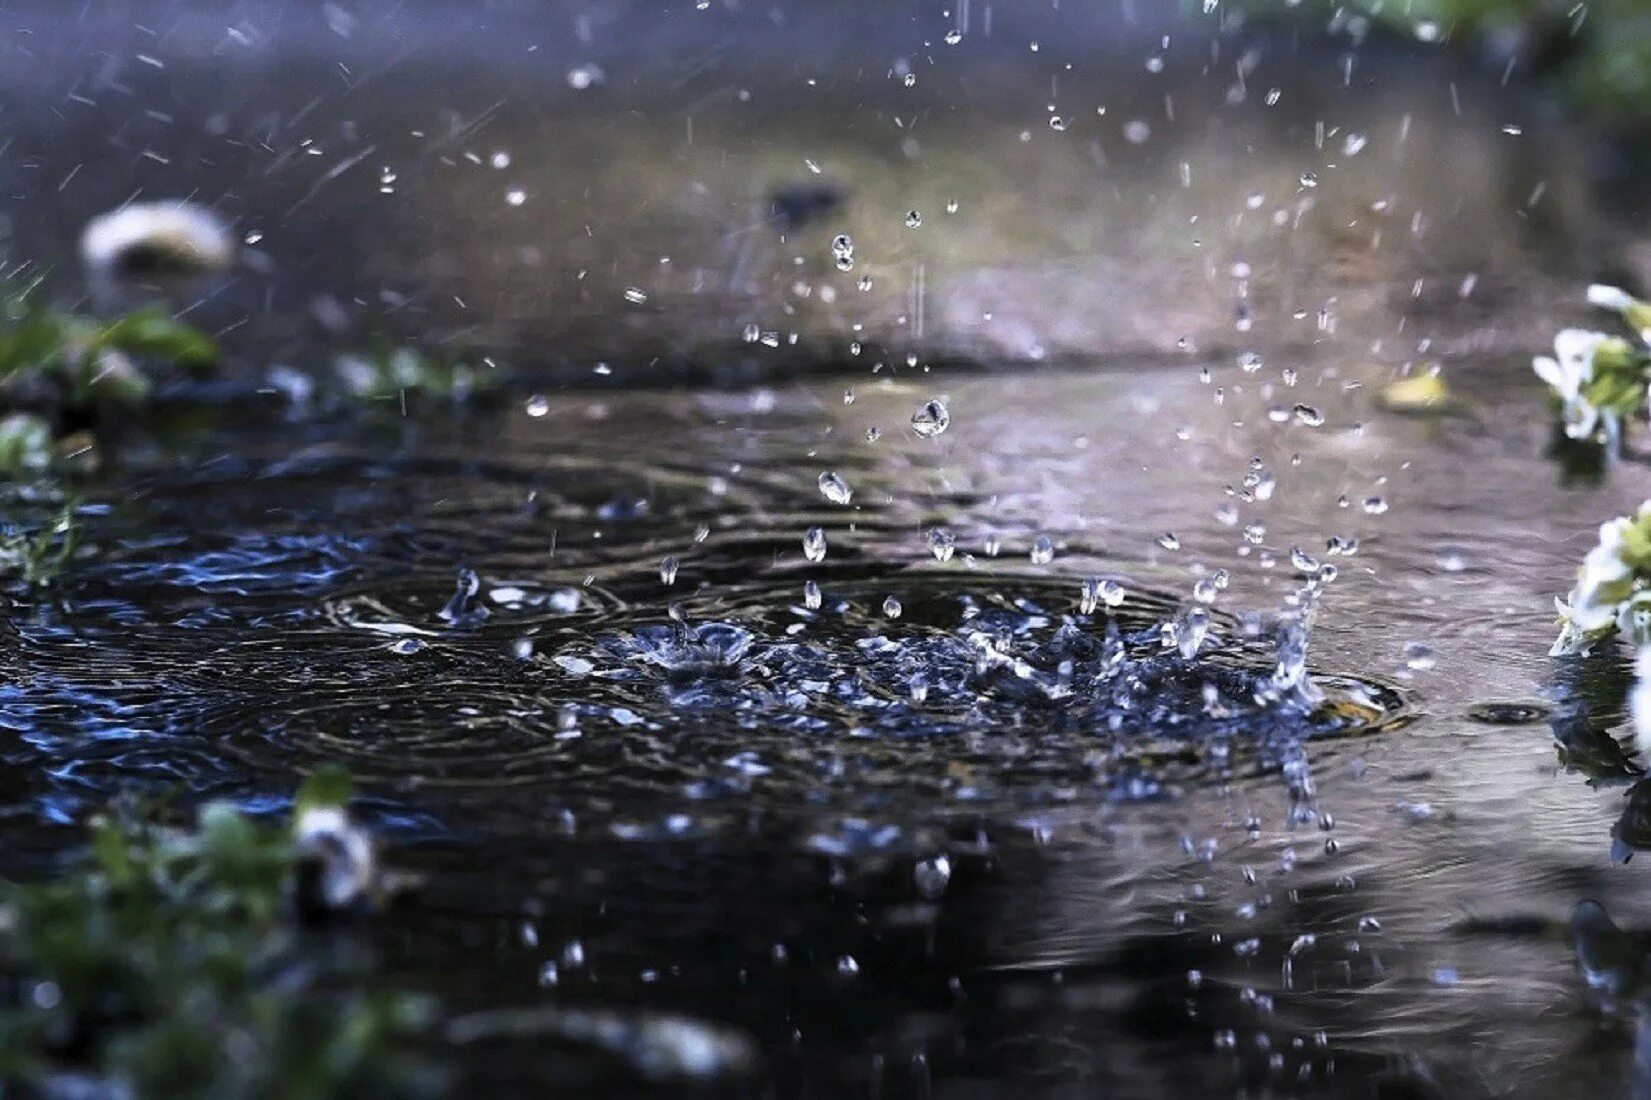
[5,2,1651,1097]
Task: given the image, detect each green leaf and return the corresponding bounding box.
[294,767,354,820]
[92,306,218,368]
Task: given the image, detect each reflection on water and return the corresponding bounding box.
[4,0,1651,1096]
[0,367,1647,1096]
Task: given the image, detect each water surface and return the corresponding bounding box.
[4,2,1651,1097]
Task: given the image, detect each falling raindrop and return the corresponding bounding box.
[913,855,952,899]
[831,233,854,270]
[911,398,951,437]
[803,580,822,610]
[818,472,853,505]
[660,555,680,585]
[803,526,828,562]
[882,596,903,619]
[905,210,923,229]
[926,529,956,562]
[1030,535,1055,565]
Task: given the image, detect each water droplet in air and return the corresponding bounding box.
[818,472,853,505]
[660,555,680,585]
[624,287,647,304]
[1299,171,1319,188]
[391,638,424,655]
[439,566,489,625]
[1293,404,1325,427]
[944,29,963,44]
[926,528,956,562]
[803,526,828,561]
[911,398,950,437]
[913,855,952,899]
[1030,535,1055,565]
[1158,532,1181,551]
[525,394,550,417]
[1362,496,1389,515]
[803,580,822,610]
[908,673,929,703]
[904,210,923,229]
[567,65,603,90]
[882,596,903,619]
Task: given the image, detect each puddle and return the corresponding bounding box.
[4,1,1651,1096]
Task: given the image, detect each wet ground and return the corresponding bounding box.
[6,1,1651,1097]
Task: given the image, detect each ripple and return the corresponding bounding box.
[0,567,1407,835]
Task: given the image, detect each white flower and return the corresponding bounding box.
[1554,502,1651,654]
[294,804,377,910]
[1552,592,1618,655]
[1589,284,1636,312]
[1633,649,1651,758]
[1534,329,1612,439]
[1582,516,1635,587]
[80,200,235,278]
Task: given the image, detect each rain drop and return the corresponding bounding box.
[803,526,828,562]
[818,472,853,505]
[911,398,951,437]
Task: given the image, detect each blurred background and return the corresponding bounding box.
[0,0,1646,378]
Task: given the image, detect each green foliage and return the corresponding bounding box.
[295,766,356,820]
[1230,0,1651,128]
[1580,336,1651,422]
[0,291,217,408]
[0,498,83,588]
[0,794,436,1099]
[334,339,498,403]
[0,412,53,475]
